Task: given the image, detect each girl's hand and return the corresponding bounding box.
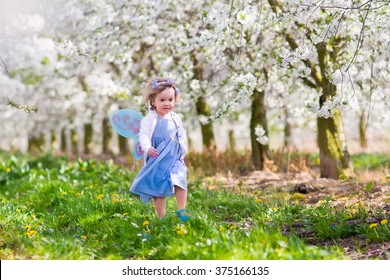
[147,147,158,158]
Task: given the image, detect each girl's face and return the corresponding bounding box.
[153,87,176,117]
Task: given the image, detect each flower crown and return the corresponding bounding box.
[151,78,180,94]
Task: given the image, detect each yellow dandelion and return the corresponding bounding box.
[6,167,11,173]
[24,225,31,230]
[176,229,186,235]
[369,223,378,229]
[82,235,87,241]
[26,230,37,237]
[81,166,87,171]
[229,224,237,230]
[273,207,278,211]
[112,193,118,198]
[97,194,104,200]
[380,219,388,225]
[112,198,119,203]
[142,220,149,226]
[257,198,262,203]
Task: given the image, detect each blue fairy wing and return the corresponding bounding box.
[109,109,143,138]
[132,136,144,160]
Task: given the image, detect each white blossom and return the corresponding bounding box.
[318,106,332,118]
[306,102,319,113]
[237,10,250,25]
[198,115,209,125]
[331,69,344,85]
[297,66,311,78]
[190,79,201,91]
[255,124,269,145]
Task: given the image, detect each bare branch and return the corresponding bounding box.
[364,56,375,135]
[0,56,9,75]
[345,0,372,72]
[7,98,39,113]
[300,0,374,11]
[304,0,326,31]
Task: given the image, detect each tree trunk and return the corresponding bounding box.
[102,117,112,154]
[359,110,368,149]
[28,134,44,154]
[316,42,353,179]
[317,84,353,178]
[196,96,216,149]
[228,130,235,153]
[190,48,216,150]
[283,107,291,150]
[84,123,93,154]
[250,88,269,170]
[71,129,78,156]
[118,135,129,155]
[61,128,67,153]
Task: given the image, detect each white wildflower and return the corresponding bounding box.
[236,10,249,25]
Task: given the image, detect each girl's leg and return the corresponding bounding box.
[175,186,191,221]
[153,197,166,218]
[174,185,187,210]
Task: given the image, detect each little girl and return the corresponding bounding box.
[130,77,190,222]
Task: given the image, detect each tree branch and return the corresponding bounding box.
[0,56,9,75]
[7,98,39,113]
[345,0,372,72]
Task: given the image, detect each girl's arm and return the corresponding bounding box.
[176,115,188,154]
[138,114,153,154]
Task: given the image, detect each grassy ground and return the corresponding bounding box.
[0,152,389,259]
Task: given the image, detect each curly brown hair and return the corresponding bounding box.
[142,77,180,110]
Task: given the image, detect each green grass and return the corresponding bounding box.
[0,153,388,260]
[351,153,390,170]
[303,152,390,171]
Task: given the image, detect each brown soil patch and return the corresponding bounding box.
[214,170,390,260]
